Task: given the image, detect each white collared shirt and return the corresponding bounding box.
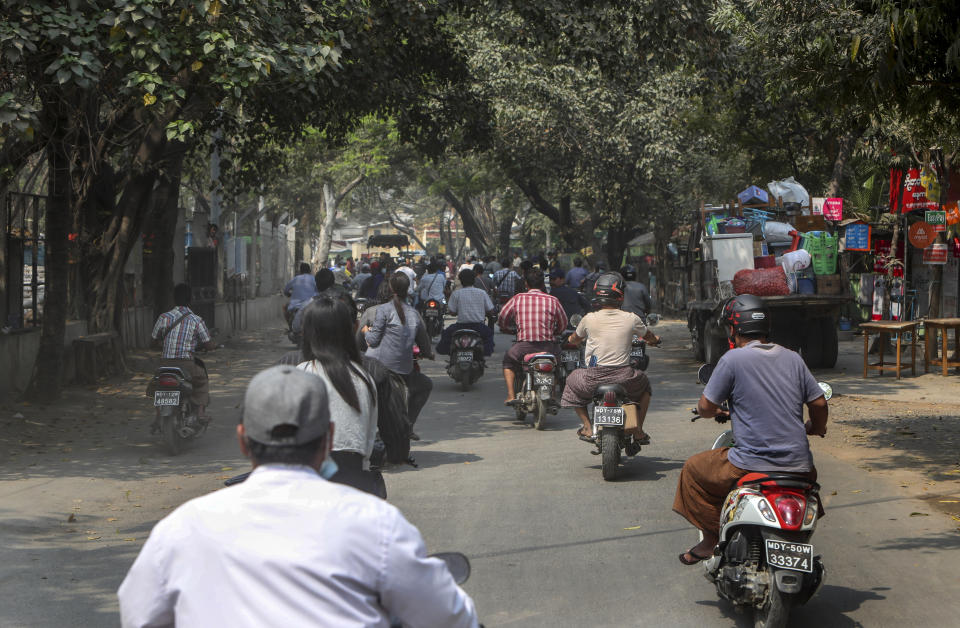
[118,465,478,628]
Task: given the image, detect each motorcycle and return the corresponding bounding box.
[629,314,660,371]
[422,299,445,338]
[511,352,560,429]
[589,384,644,481]
[691,364,831,628]
[446,329,485,391]
[147,366,209,455]
[557,313,585,389]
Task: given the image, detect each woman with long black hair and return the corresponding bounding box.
[362,273,434,429]
[297,296,382,496]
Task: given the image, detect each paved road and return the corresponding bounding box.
[389,321,960,627]
[2,320,959,627]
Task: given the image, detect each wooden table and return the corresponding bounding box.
[924,318,960,376]
[859,320,916,380]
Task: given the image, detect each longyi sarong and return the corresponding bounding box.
[560,364,650,408]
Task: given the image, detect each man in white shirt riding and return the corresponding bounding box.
[118,365,478,628]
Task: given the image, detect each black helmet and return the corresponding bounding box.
[590,272,625,307]
[620,264,636,281]
[721,294,770,339]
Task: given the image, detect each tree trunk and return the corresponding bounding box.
[143,142,186,318]
[83,120,167,333]
[25,129,72,399]
[497,209,513,259]
[441,189,490,256]
[313,183,338,268]
[826,133,855,197]
[313,175,364,268]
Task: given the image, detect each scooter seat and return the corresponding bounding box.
[524,352,555,362]
[157,367,191,381]
[595,384,626,397]
[737,472,818,490]
[452,329,482,339]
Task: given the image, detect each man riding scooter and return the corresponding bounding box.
[673,294,828,565]
[498,270,567,406]
[151,283,216,427]
[283,262,317,330]
[561,272,660,443]
[436,268,496,357]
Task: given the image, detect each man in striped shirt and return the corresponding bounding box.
[152,284,216,420]
[498,270,568,405]
[491,261,522,305]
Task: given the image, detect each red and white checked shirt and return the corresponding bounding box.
[152,306,212,359]
[498,289,568,342]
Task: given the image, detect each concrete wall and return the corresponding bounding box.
[0,320,88,397]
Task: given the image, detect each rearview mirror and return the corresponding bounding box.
[697,364,715,385]
[433,552,471,585]
[646,313,661,327]
[569,313,583,328]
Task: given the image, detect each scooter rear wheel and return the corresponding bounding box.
[753,579,794,628]
[162,412,184,456]
[600,429,620,480]
[533,397,547,430]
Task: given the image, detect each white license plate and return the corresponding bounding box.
[593,406,624,426]
[457,352,473,362]
[533,373,553,386]
[562,350,579,362]
[765,539,814,573]
[630,349,644,357]
[424,310,439,317]
[154,391,180,407]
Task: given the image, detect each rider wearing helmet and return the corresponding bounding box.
[619,264,652,318]
[562,273,661,443]
[673,294,828,566]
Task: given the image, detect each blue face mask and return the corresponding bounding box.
[319,456,339,479]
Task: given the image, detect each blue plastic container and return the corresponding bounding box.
[797,278,815,294]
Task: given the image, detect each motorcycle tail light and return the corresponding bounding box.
[803,495,818,526]
[603,390,618,407]
[534,362,553,372]
[562,342,577,349]
[760,488,807,530]
[428,300,437,308]
[757,498,778,523]
[157,375,179,388]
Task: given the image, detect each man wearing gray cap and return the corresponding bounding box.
[118,365,478,628]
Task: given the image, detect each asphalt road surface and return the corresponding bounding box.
[2,320,959,627]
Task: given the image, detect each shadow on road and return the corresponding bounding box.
[584,455,684,482]
[385,450,483,471]
[872,530,960,553]
[696,583,888,628]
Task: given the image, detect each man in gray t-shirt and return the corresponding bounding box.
[672,294,828,566]
[703,341,823,472]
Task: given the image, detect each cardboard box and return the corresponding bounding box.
[816,274,843,295]
[795,214,826,233]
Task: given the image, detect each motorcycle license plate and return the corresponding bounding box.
[630,349,644,357]
[562,350,579,363]
[764,539,814,573]
[425,310,439,317]
[154,391,180,407]
[533,373,553,386]
[593,406,624,426]
[457,352,473,362]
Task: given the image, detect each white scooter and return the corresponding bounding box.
[692,364,831,628]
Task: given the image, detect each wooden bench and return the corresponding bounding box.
[72,331,125,384]
[859,320,916,380]
[924,318,960,376]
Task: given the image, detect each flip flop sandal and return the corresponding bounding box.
[505,399,522,407]
[637,433,651,445]
[678,546,711,565]
[577,428,596,444]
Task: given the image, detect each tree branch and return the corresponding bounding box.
[336,173,366,206]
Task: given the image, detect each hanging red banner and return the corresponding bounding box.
[873,238,905,275]
[889,168,939,213]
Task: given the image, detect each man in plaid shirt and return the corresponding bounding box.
[152,284,216,421]
[498,270,568,405]
[491,261,523,305]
